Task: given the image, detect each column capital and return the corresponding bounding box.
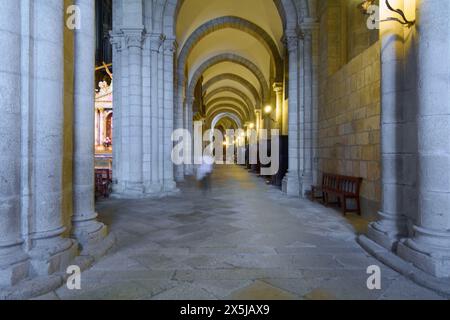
[148,33,164,52]
[123,29,144,49]
[163,37,178,54]
[109,32,124,52]
[272,82,283,93]
[282,30,300,52]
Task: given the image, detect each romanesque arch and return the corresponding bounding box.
[187,53,269,103]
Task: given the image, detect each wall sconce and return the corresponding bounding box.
[263,105,276,122]
[358,0,415,28]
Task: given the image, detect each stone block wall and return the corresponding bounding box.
[317,42,381,217]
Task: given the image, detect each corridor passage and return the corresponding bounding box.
[46,166,442,300]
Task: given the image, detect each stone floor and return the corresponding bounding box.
[38,165,445,300]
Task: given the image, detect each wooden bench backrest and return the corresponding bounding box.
[322,173,362,195]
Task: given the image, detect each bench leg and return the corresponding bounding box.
[342,196,347,216]
[356,197,361,216]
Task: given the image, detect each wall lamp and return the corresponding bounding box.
[358,0,415,28]
[263,105,277,122]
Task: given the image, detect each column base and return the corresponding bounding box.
[282,171,301,197]
[366,211,408,252]
[163,180,179,194]
[398,230,450,278]
[29,237,78,277]
[0,248,29,287]
[300,173,313,198]
[72,214,108,249]
[145,182,163,194]
[358,235,450,296]
[111,182,146,199]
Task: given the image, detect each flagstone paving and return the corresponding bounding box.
[37,165,445,300]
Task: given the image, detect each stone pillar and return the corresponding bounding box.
[397,0,450,277]
[273,83,283,131]
[110,34,123,192]
[162,38,178,192]
[367,0,408,251]
[0,0,29,286]
[123,29,145,197]
[149,35,162,192]
[29,1,77,275]
[283,31,301,197]
[72,0,107,247]
[301,28,314,196]
[184,96,195,176]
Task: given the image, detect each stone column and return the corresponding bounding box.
[301,26,317,196]
[110,34,123,192]
[149,35,162,192]
[29,1,76,275]
[123,29,145,197]
[0,0,29,286]
[397,0,450,277]
[283,31,301,197]
[162,38,178,192]
[273,83,283,131]
[184,95,195,176]
[72,0,107,247]
[366,0,408,251]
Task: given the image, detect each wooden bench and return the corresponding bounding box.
[311,173,363,216]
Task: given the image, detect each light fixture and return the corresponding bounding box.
[358,0,415,28]
[248,123,255,129]
[263,105,276,122]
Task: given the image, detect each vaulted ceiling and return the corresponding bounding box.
[176,0,285,129]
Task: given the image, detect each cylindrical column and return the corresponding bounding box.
[110,34,123,193]
[72,0,107,247]
[184,96,195,176]
[398,0,450,277]
[0,0,29,286]
[367,0,408,251]
[150,36,162,191]
[283,31,300,197]
[301,29,314,196]
[273,83,283,131]
[163,39,177,191]
[30,0,75,275]
[124,29,145,196]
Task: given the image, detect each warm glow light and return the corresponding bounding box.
[248,123,255,129]
[264,105,272,114]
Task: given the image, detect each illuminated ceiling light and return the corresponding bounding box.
[248,123,255,129]
[358,0,415,28]
[264,105,273,114]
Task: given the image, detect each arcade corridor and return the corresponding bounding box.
[40,166,442,300]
